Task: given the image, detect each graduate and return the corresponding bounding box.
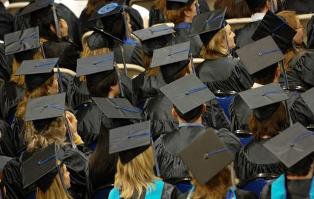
[260,122,314,199]
[190,9,253,93]
[230,36,314,132]
[165,0,203,57]
[144,42,230,139]
[108,121,181,199]
[2,94,88,198]
[235,0,270,49]
[75,53,142,147]
[283,0,314,14]
[234,83,289,182]
[180,128,257,199]
[154,74,241,180]
[252,10,314,91]
[214,0,251,19]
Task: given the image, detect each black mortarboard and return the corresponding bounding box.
[252,11,296,53]
[166,0,195,10]
[87,31,111,51]
[19,0,54,16]
[89,2,123,21]
[133,24,175,56]
[4,27,40,55]
[0,156,12,173]
[190,9,227,45]
[92,97,142,119]
[239,83,288,120]
[76,52,114,76]
[179,128,234,185]
[16,58,58,91]
[109,121,151,164]
[22,143,60,189]
[160,74,215,114]
[245,0,266,10]
[25,93,65,122]
[301,87,314,115]
[264,122,314,168]
[236,36,283,75]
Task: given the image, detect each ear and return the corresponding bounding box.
[201,104,206,113]
[184,9,192,17]
[275,66,281,79]
[171,107,178,122]
[50,24,56,34]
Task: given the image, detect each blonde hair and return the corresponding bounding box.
[200,28,229,60]
[191,167,232,199]
[165,1,195,24]
[36,165,71,199]
[25,117,66,152]
[114,147,158,199]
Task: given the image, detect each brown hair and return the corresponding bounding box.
[153,0,167,17]
[277,11,303,71]
[248,103,289,140]
[86,0,107,16]
[191,167,232,199]
[200,28,229,60]
[165,1,195,24]
[214,0,251,18]
[114,147,158,199]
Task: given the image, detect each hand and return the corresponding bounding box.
[65,111,77,135]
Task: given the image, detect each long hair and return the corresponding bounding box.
[153,0,167,16]
[248,103,289,140]
[191,167,232,199]
[86,0,107,15]
[114,147,158,199]
[36,166,72,199]
[214,0,251,18]
[25,117,66,152]
[165,1,195,24]
[200,28,229,60]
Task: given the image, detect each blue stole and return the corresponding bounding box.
[226,186,237,199]
[271,174,314,199]
[108,180,164,199]
[175,22,191,30]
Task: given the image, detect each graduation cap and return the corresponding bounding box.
[236,36,283,75]
[264,122,314,168]
[190,9,227,45]
[160,74,215,114]
[179,128,234,185]
[92,97,142,119]
[89,2,123,21]
[0,156,12,173]
[109,121,151,164]
[245,0,266,10]
[301,87,314,115]
[166,0,195,10]
[19,0,54,16]
[86,31,111,51]
[76,52,114,76]
[4,27,40,55]
[16,58,58,91]
[22,143,61,189]
[133,24,175,56]
[239,83,288,120]
[252,11,296,53]
[25,93,66,122]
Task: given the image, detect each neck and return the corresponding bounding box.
[184,17,193,24]
[107,91,117,98]
[178,116,202,125]
[287,168,314,180]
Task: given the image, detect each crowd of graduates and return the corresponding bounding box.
[0,0,314,198]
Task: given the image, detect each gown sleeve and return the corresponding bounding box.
[203,98,231,130]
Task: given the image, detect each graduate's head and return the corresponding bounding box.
[86,70,119,97]
[251,63,280,85]
[286,152,314,177]
[245,0,270,14]
[160,60,191,84]
[277,11,304,46]
[249,102,289,140]
[172,104,205,123]
[81,31,112,58]
[166,0,198,24]
[214,0,251,19]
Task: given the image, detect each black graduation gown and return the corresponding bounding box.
[279,50,314,91]
[2,144,88,199]
[197,57,254,93]
[234,140,285,183]
[261,178,312,199]
[0,43,13,82]
[235,21,261,49]
[0,120,16,156]
[66,77,91,111]
[154,126,241,180]
[229,90,314,132]
[173,24,203,57]
[283,0,314,14]
[184,188,258,199]
[113,43,144,67]
[132,72,166,106]
[0,81,24,121]
[307,16,314,49]
[0,2,14,41]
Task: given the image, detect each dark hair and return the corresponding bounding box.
[174,104,204,122]
[248,0,268,14]
[30,6,60,41]
[286,153,314,176]
[101,13,126,42]
[249,102,289,140]
[86,70,118,97]
[214,0,251,18]
[251,63,278,85]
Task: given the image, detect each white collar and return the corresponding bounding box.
[251,12,266,22]
[252,83,264,88]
